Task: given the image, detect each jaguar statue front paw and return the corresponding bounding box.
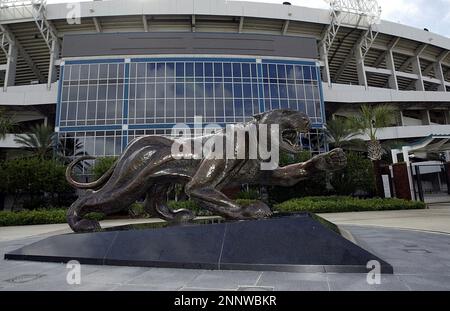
[312,148,347,172]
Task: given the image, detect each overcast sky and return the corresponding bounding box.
[46,0,450,37]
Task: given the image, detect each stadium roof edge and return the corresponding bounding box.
[1,0,449,50]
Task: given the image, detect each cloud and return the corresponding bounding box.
[238,0,450,37]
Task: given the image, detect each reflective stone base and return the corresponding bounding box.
[4,213,393,274]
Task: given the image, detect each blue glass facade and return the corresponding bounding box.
[57,57,325,157]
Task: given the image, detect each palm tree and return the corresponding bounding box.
[350,104,396,161]
[14,124,57,159]
[0,108,14,140]
[325,118,365,151]
[350,104,396,196]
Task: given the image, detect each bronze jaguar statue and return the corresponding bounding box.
[65,109,347,232]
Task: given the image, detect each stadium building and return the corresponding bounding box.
[1,0,450,200]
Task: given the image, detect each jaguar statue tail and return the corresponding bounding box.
[65,156,116,190]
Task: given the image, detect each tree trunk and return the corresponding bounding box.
[367,140,383,161]
[372,160,384,198]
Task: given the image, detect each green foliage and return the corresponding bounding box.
[350,104,396,141]
[274,197,426,214]
[84,212,106,222]
[0,209,67,227]
[14,124,57,160]
[330,152,375,196]
[0,157,73,208]
[236,189,260,200]
[0,108,15,140]
[93,157,118,180]
[269,151,328,203]
[325,118,365,151]
[128,202,147,218]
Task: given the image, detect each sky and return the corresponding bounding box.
[46,0,450,37]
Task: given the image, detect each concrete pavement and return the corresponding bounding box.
[318,204,450,234]
[1,205,450,291]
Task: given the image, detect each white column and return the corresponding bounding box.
[355,47,368,88]
[411,56,424,91]
[3,43,17,91]
[434,62,447,92]
[319,45,331,87]
[47,40,60,90]
[386,50,398,90]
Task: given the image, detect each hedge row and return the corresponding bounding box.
[0,209,105,227]
[274,197,426,213]
[0,197,426,226]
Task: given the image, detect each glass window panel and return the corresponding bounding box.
[242,64,250,77]
[233,84,242,98]
[279,84,287,99]
[195,63,203,77]
[166,63,175,77]
[80,65,89,80]
[98,85,107,100]
[107,85,117,100]
[176,63,184,77]
[214,83,223,97]
[268,64,277,79]
[295,66,304,80]
[70,65,80,80]
[176,99,185,118]
[99,64,108,79]
[195,83,204,98]
[69,87,78,101]
[205,83,214,98]
[186,83,194,98]
[277,64,286,79]
[146,99,155,122]
[186,63,194,77]
[223,63,232,77]
[79,86,88,101]
[303,66,312,80]
[243,84,252,98]
[251,64,257,77]
[214,63,222,77]
[186,99,195,117]
[205,63,213,77]
[232,63,241,77]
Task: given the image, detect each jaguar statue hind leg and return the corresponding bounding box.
[143,184,195,222]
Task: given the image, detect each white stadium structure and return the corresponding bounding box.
[1,0,450,167]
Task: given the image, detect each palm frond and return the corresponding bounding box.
[14,124,56,159]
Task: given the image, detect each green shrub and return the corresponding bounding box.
[128,202,147,218]
[0,209,109,227]
[274,197,426,214]
[330,152,375,196]
[236,190,260,200]
[0,209,67,227]
[92,157,118,180]
[84,212,106,222]
[0,157,74,209]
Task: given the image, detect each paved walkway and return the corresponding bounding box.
[318,204,450,234]
[1,205,450,291]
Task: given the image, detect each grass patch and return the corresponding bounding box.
[274,196,426,214]
[0,209,106,227]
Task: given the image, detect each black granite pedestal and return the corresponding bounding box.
[4,213,393,274]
